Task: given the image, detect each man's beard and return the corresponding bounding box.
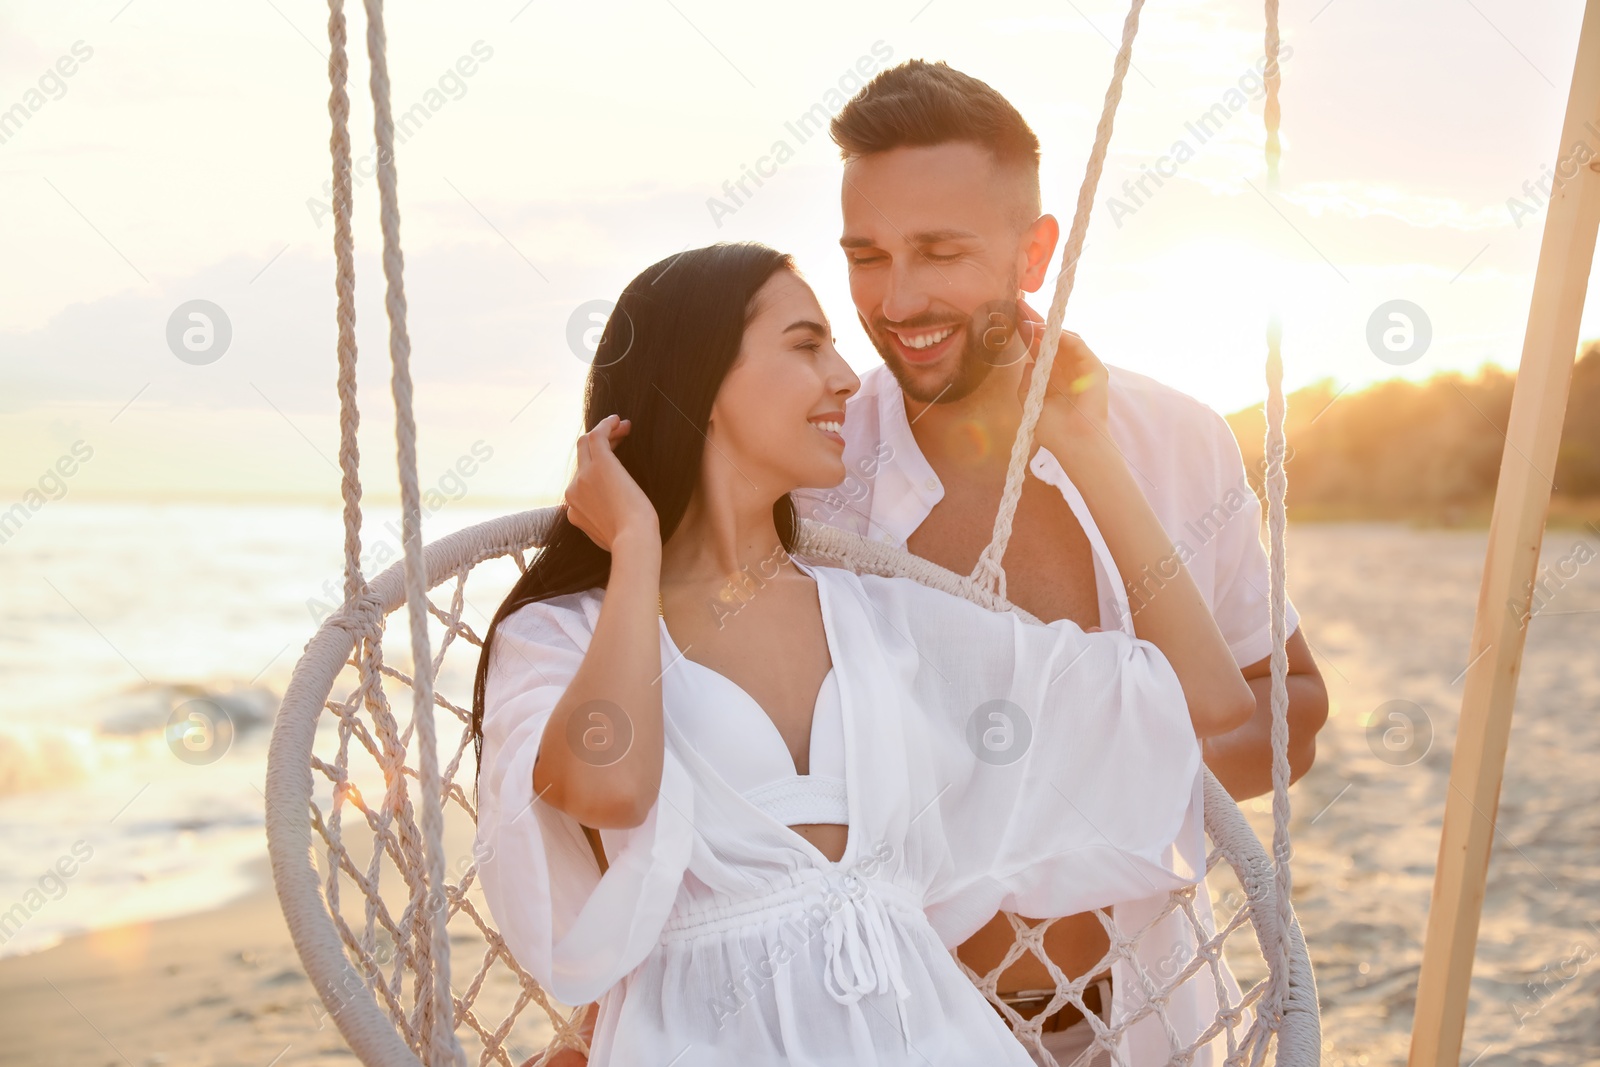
[864,279,1022,406]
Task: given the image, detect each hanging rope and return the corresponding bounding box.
[1259,0,1297,1043]
[360,0,461,1059]
[1264,0,1282,192]
[320,0,464,1062]
[970,0,1147,599]
[327,6,364,610]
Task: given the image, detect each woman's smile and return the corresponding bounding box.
[809,412,847,447]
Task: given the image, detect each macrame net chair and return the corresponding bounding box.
[264,0,1320,1063]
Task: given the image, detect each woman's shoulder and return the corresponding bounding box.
[794,556,882,609]
[816,561,970,614]
[815,562,1049,646]
[792,555,856,584]
[496,586,605,648]
[484,588,606,691]
[800,558,966,635]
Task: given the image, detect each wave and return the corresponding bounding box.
[0,681,279,798]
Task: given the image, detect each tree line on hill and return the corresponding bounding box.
[1224,343,1600,525]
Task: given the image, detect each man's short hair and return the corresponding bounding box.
[830,59,1042,228]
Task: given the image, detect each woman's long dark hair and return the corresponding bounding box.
[471,242,802,775]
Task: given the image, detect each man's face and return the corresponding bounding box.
[839,142,1033,405]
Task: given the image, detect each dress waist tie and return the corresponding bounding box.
[813,870,914,1054]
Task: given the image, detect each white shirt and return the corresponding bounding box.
[792,362,1299,1063]
[476,557,1207,1066]
[791,362,1300,666]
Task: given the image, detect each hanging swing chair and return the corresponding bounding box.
[264,0,1320,1063]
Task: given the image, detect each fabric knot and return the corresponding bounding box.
[815,872,913,1051]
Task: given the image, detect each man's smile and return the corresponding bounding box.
[883,321,963,365]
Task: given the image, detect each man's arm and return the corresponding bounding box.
[1201,626,1328,799]
[523,1002,597,1067]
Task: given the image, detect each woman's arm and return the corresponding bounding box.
[531,415,667,829]
[1018,311,1256,738]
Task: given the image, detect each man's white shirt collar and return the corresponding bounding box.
[793,361,1299,667]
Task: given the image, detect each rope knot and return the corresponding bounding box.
[326,587,389,638]
[970,552,1007,600]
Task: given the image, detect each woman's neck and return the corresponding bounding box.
[659,488,790,593]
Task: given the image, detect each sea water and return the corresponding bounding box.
[0,500,530,958]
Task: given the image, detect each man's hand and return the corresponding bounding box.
[1014,298,1109,447]
[1008,303,1327,782]
[1205,627,1329,798]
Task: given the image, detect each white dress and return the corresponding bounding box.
[475,558,1207,1066]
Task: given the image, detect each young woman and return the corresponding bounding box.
[471,242,1254,1066]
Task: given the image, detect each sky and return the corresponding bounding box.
[0,0,1592,506]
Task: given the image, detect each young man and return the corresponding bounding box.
[790,60,1329,1065]
[541,58,1328,1067]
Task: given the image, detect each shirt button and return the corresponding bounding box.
[923,478,938,491]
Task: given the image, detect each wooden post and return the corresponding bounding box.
[1409,3,1600,1063]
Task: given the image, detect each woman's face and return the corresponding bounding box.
[707,269,860,496]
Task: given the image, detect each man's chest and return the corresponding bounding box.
[903,466,1101,630]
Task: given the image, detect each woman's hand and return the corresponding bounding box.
[562,414,659,553]
[1011,302,1256,736]
[533,415,667,829]
[1014,298,1110,448]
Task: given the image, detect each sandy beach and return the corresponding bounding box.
[1,521,1596,1066]
[0,864,352,1067]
